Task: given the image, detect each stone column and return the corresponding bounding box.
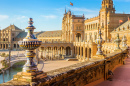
[2,44,3,50]
[45,48,46,58]
[40,49,42,58]
[65,49,66,56]
[51,48,53,60]
[54,47,56,58]
[16,43,17,50]
[49,47,51,60]
[80,47,82,59]
[53,47,54,59]
[71,50,72,56]
[5,44,6,49]
[75,47,77,57]
[58,49,60,60]
[61,47,63,55]
[87,47,90,61]
[83,47,85,61]
[42,48,44,58]
[81,34,82,42]
[77,47,79,59]
[62,48,64,59]
[47,48,48,59]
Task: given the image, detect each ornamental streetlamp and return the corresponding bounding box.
[13,18,47,82]
[18,18,42,72]
[122,35,127,49]
[114,33,121,50]
[95,29,103,55]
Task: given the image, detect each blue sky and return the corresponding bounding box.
[0,0,130,31]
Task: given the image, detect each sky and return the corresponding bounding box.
[0,0,130,32]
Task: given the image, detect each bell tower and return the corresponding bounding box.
[101,0,115,13]
[99,0,115,41]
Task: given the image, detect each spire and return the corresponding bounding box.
[65,8,66,14]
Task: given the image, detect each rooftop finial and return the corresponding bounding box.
[26,18,35,29]
[28,18,33,27]
[95,29,103,55]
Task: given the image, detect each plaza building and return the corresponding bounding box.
[0,24,23,50]
[0,0,130,61]
[0,24,43,50]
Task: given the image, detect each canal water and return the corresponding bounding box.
[0,66,23,84]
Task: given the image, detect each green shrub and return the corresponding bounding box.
[12,61,25,67]
[1,53,6,57]
[6,54,9,57]
[1,60,8,68]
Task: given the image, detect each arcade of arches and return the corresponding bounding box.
[39,41,97,61]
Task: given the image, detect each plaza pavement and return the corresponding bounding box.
[0,50,80,72]
[37,60,80,72]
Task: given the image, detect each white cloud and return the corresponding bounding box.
[0,15,9,21]
[9,15,28,24]
[115,0,130,2]
[41,15,57,19]
[16,16,26,20]
[67,6,98,13]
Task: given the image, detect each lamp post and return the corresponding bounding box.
[8,44,11,67]
[1,68,5,83]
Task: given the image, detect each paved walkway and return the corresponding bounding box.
[96,47,130,86]
[37,60,80,72]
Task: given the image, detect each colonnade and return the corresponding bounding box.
[40,46,73,60]
[0,43,19,50]
[74,46,91,61]
[85,23,98,30]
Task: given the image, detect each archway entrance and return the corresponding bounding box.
[76,33,81,42]
[66,46,71,56]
